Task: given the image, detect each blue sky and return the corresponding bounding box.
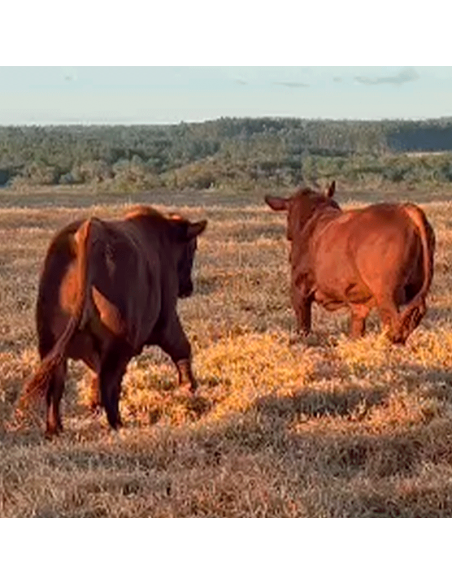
[1,66,451,125]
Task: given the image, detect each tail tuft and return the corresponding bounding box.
[20,353,62,407]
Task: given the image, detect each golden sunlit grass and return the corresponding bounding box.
[1,186,452,516]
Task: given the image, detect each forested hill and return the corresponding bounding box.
[2,117,452,190]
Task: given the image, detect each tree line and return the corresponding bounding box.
[2,117,452,190]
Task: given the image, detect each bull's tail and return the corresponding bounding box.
[20,218,97,407]
[398,204,435,342]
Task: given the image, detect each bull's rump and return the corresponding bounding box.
[37,220,161,360]
[311,204,426,308]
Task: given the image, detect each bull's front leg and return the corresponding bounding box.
[349,304,370,339]
[291,278,313,337]
[157,312,197,393]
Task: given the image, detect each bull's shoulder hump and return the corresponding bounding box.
[333,211,356,225]
[125,206,163,221]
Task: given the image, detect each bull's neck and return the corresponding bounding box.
[290,205,342,266]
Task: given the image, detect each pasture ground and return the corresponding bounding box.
[1,185,452,517]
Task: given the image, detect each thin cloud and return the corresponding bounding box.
[64,71,77,82]
[234,79,248,85]
[355,67,419,86]
[273,81,309,88]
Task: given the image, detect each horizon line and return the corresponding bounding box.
[1,114,452,128]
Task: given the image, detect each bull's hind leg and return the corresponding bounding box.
[89,375,101,413]
[45,361,67,437]
[377,290,426,345]
[99,345,131,430]
[399,297,426,344]
[375,293,404,344]
[82,352,102,414]
[349,304,370,338]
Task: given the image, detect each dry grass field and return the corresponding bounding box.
[1,185,452,517]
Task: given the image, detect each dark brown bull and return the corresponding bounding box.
[265,182,435,343]
[21,206,207,436]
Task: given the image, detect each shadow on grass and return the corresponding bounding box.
[421,305,452,326]
[402,363,452,403]
[254,386,387,420]
[3,360,452,517]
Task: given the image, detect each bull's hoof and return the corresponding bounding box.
[387,330,407,345]
[45,426,62,440]
[289,332,322,347]
[89,402,103,417]
[176,360,197,393]
[289,332,309,345]
[178,381,197,395]
[107,422,123,433]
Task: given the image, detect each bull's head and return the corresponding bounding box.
[265,181,338,240]
[170,216,208,298]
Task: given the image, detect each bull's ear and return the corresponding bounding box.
[265,196,288,211]
[325,181,336,198]
[186,219,208,240]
